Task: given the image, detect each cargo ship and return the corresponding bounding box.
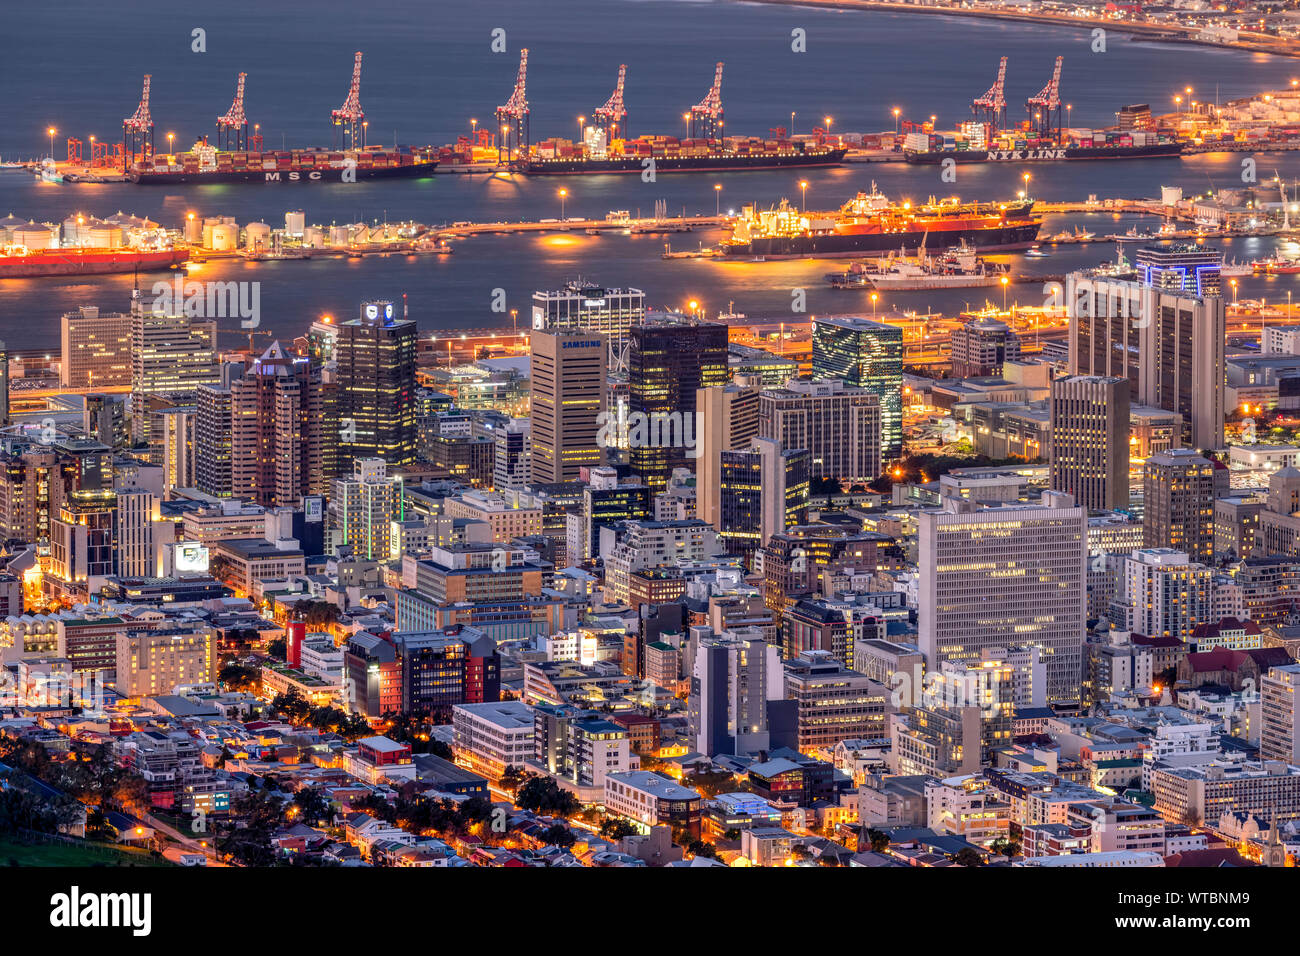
[0,247,187,278]
[720,187,1042,259]
[520,135,847,175]
[129,142,438,184]
[905,140,1183,165]
[827,241,1010,290]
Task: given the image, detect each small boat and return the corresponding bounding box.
[1220,257,1253,277]
[1106,225,1158,242]
[35,160,62,183]
[1025,246,1049,258]
[585,227,600,235]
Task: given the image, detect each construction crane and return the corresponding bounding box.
[972,56,1008,131]
[245,329,274,356]
[217,72,250,151]
[495,48,530,162]
[593,64,628,139]
[122,74,155,172]
[688,62,724,140]
[1027,56,1063,140]
[331,52,366,148]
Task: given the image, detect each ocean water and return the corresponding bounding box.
[3,0,1300,348]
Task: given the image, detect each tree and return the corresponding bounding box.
[516,777,581,818]
[538,823,576,848]
[686,839,718,859]
[500,765,531,794]
[681,768,740,798]
[292,787,332,826]
[953,847,984,867]
[218,662,259,693]
[267,638,287,660]
[599,818,637,841]
[990,836,1020,858]
[866,828,890,853]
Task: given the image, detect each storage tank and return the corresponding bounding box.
[183,215,202,244]
[12,222,56,249]
[1161,185,1183,206]
[349,223,370,244]
[328,224,350,247]
[210,222,238,251]
[285,209,305,236]
[303,225,326,248]
[83,224,122,249]
[244,221,272,251]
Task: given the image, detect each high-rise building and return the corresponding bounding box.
[783,650,890,752]
[532,281,645,368]
[490,418,531,491]
[129,293,219,443]
[689,627,783,757]
[529,329,607,484]
[334,299,417,467]
[1067,246,1225,449]
[392,628,501,717]
[715,439,809,556]
[811,316,903,462]
[950,316,1021,378]
[194,385,233,498]
[0,339,8,427]
[628,317,729,495]
[758,378,882,485]
[1117,548,1213,641]
[61,306,132,388]
[116,489,174,578]
[152,406,196,494]
[0,446,74,544]
[919,492,1087,704]
[114,626,216,698]
[1143,449,1221,562]
[1262,663,1300,765]
[230,342,327,506]
[1050,375,1130,511]
[330,458,404,560]
[697,380,761,530]
[83,394,127,450]
[49,489,118,590]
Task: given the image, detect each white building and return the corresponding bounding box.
[1262,663,1300,764]
[1119,549,1213,641]
[452,700,535,780]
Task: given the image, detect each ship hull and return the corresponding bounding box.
[0,249,188,278]
[722,222,1041,259]
[521,148,847,175]
[904,142,1183,165]
[130,161,437,184]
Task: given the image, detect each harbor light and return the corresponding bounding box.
[800,180,808,212]
[47,126,56,159]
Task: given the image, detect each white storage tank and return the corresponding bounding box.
[183,215,202,244]
[349,223,370,244]
[210,222,238,251]
[303,225,326,248]
[12,222,57,249]
[328,224,350,247]
[244,221,272,251]
[1161,185,1184,206]
[285,209,305,236]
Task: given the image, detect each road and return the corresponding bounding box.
[143,811,232,867]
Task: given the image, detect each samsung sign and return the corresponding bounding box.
[562,340,601,349]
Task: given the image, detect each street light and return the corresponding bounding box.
[800,180,808,213]
[790,111,796,137]
[714,183,722,217]
[47,126,56,160]
[1022,171,1030,199]
[167,132,174,156]
[471,117,478,137]
[559,187,568,220]
[870,292,878,316]
[1230,278,1238,303]
[1001,274,1010,311]
[683,113,691,138]
[577,115,585,140]
[892,107,901,133]
[824,116,833,140]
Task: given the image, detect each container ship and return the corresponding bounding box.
[520,136,847,175]
[720,187,1042,259]
[129,142,438,185]
[904,138,1182,165]
[0,247,187,278]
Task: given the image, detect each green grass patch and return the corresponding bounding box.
[0,835,174,867]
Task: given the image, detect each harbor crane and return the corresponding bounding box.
[593,64,628,139]
[496,48,530,161]
[217,72,250,151]
[331,52,366,148]
[122,74,155,171]
[1027,56,1064,139]
[688,62,724,140]
[972,57,1008,131]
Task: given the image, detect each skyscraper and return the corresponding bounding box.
[697,379,761,530]
[61,306,132,388]
[230,342,327,506]
[129,292,219,443]
[1050,375,1130,512]
[919,492,1087,704]
[195,385,233,498]
[529,329,607,484]
[758,378,882,485]
[330,458,404,561]
[1143,448,1221,562]
[334,300,417,467]
[532,281,645,369]
[628,316,728,495]
[811,316,903,462]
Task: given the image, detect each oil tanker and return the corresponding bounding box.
[129,142,438,184]
[0,247,187,278]
[720,187,1042,259]
[521,136,847,175]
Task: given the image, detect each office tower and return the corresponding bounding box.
[152,406,196,493]
[628,317,729,495]
[129,292,219,443]
[230,342,326,506]
[114,626,216,698]
[811,316,903,461]
[334,299,418,467]
[116,488,173,577]
[1050,375,1130,511]
[532,281,645,368]
[49,489,118,590]
[330,458,403,561]
[195,384,233,498]
[0,447,73,543]
[1118,548,1213,641]
[758,378,883,485]
[61,306,132,388]
[893,660,1014,776]
[783,650,890,752]
[578,468,651,563]
[950,316,1021,378]
[715,440,808,556]
[689,628,783,757]
[0,338,7,427]
[491,418,531,490]
[757,437,809,547]
[1143,448,1221,562]
[697,380,761,530]
[920,492,1087,704]
[529,329,607,484]
[1262,663,1300,764]
[54,437,113,492]
[1068,245,1224,449]
[393,629,501,717]
[84,394,127,450]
